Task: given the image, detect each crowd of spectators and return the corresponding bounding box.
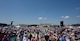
[0,25,80,41]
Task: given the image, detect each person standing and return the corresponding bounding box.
[19,30,24,41]
[10,33,17,41]
[31,37,38,41]
[3,35,9,41]
[0,28,5,41]
[23,35,28,41]
[44,33,49,41]
[61,37,66,41]
[29,33,32,41]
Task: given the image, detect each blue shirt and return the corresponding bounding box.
[62,37,66,41]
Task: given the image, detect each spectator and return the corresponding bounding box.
[44,33,49,41]
[23,32,28,41]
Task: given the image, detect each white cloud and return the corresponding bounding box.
[38,17,43,20]
[76,16,80,18]
[61,16,65,18]
[61,16,70,19]
[65,16,69,19]
[38,17,47,20]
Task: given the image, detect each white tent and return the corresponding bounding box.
[69,26,73,28]
[16,25,21,29]
[78,26,80,28]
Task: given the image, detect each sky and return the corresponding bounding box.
[0,0,80,25]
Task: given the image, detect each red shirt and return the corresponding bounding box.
[32,38,38,41]
[0,33,4,39]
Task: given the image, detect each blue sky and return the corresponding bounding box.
[0,0,80,25]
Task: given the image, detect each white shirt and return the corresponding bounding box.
[23,36,28,41]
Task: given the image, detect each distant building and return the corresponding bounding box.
[71,24,80,26]
[0,23,8,27]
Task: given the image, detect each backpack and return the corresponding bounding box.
[20,31,24,35]
[3,36,8,41]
